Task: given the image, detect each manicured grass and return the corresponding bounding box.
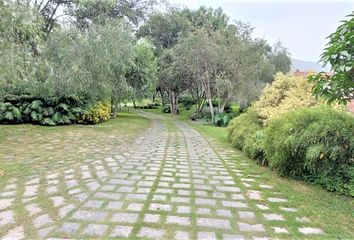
[0,111,150,184]
[143,106,354,239]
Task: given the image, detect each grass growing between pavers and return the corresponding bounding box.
[0,111,152,238]
[0,111,151,184]
[142,106,354,239]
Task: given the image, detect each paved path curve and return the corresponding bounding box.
[0,112,324,239]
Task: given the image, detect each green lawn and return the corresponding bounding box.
[143,105,354,239]
[0,111,150,185]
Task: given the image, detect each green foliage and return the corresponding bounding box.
[227,107,262,149]
[73,0,156,28]
[244,131,267,165]
[126,39,158,102]
[214,112,230,127]
[43,19,134,105]
[308,12,354,104]
[0,102,22,123]
[255,73,321,122]
[0,98,113,126]
[267,41,291,75]
[180,94,197,108]
[263,106,354,196]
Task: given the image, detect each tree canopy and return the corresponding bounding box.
[1,0,293,125]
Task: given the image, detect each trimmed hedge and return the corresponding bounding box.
[264,107,354,196]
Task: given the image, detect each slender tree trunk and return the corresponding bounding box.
[219,102,226,113]
[208,97,214,123]
[159,88,166,107]
[205,79,214,123]
[170,90,178,115]
[112,99,118,118]
[152,89,158,102]
[132,99,136,108]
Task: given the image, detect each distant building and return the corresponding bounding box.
[293,69,333,77]
[293,70,353,114]
[293,69,310,77]
[347,100,354,114]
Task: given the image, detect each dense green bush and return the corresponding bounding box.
[264,106,354,196]
[227,107,262,149]
[180,94,197,108]
[244,130,267,165]
[0,96,111,126]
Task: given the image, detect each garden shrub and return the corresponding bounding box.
[214,111,240,127]
[227,107,262,150]
[263,106,354,196]
[0,97,112,126]
[244,130,267,165]
[179,94,197,108]
[254,72,320,122]
[79,101,112,124]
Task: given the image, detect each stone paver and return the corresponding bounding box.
[0,111,326,239]
[110,225,133,237]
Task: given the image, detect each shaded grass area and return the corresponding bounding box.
[143,106,354,239]
[0,111,150,184]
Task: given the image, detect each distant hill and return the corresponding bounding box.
[291,58,330,72]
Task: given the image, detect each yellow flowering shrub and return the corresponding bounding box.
[81,101,111,124]
[254,72,321,122]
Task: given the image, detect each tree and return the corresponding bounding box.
[138,8,190,56]
[308,12,354,104]
[170,30,221,120]
[182,6,229,32]
[0,1,45,97]
[20,0,75,37]
[268,41,291,75]
[43,19,135,113]
[126,39,158,107]
[159,48,194,115]
[72,0,157,29]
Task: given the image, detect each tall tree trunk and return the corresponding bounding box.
[170,90,178,115]
[219,102,226,113]
[112,99,118,118]
[205,79,214,123]
[152,89,158,102]
[132,99,136,108]
[207,97,214,123]
[159,87,166,107]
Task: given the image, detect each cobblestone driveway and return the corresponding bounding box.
[0,112,324,239]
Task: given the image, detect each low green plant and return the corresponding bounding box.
[263,106,354,196]
[214,111,239,127]
[0,97,113,126]
[180,94,197,108]
[0,102,22,123]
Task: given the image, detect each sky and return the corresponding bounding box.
[166,0,354,62]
